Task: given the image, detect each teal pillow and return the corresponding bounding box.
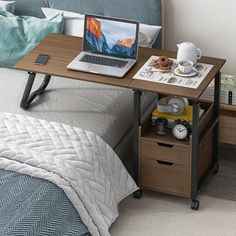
[0,11,63,68]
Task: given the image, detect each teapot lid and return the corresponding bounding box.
[177,42,196,48]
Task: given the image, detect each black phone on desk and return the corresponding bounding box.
[34,54,50,65]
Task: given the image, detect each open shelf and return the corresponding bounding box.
[140,101,214,148]
[141,124,190,147]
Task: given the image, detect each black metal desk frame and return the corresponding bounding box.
[20,69,221,210]
[20,72,51,109]
[132,72,221,210]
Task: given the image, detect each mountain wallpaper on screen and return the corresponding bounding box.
[86,17,136,58]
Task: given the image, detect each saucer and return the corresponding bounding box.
[174,67,198,77]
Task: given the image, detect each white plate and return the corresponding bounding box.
[174,67,198,77]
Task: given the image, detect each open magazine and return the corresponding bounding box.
[133,56,214,89]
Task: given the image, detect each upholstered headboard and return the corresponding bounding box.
[12,0,162,48]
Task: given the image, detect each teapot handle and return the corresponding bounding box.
[197,48,201,59]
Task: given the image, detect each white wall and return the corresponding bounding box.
[164,0,236,75]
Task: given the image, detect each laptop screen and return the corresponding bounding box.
[83,14,139,59]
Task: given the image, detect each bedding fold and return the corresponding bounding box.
[0,112,138,236]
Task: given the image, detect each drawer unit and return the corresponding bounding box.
[141,139,190,166]
[140,158,190,197]
[139,102,214,199]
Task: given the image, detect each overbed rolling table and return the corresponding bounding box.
[15,33,226,209]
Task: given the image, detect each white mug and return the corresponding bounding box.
[178,60,193,74]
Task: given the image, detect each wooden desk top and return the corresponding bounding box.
[129,50,226,100]
[15,34,226,99]
[14,33,160,89]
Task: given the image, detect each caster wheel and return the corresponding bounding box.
[213,163,219,174]
[191,200,200,210]
[133,189,142,199]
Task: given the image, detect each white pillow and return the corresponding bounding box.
[42,7,84,37]
[138,24,161,48]
[0,0,15,13]
[42,7,161,47]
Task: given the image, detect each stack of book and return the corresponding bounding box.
[201,74,236,105]
[151,105,205,127]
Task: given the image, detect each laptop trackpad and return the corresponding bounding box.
[87,63,122,74]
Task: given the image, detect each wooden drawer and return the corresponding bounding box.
[140,158,190,197]
[141,139,190,166]
[219,115,236,145]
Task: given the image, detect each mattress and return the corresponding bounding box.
[0,68,156,149]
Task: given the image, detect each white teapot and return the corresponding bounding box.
[177,42,201,64]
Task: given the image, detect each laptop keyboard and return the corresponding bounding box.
[80,55,128,68]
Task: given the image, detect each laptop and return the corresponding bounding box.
[67,14,139,78]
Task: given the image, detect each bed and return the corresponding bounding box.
[0,0,163,235]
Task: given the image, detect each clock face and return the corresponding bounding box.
[172,124,188,140]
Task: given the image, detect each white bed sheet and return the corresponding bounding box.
[0,68,156,149]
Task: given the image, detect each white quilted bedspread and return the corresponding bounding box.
[0,112,138,236]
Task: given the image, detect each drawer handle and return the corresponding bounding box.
[157,160,174,166]
[157,142,174,148]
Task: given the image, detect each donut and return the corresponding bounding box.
[159,64,171,70]
[151,56,174,72]
[157,56,169,67]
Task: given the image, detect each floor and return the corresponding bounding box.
[202,144,236,201]
[110,144,236,236]
[110,192,236,236]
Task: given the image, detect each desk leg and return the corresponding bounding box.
[20,72,51,109]
[133,90,142,198]
[191,101,200,210]
[191,72,221,210]
[212,71,221,173]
